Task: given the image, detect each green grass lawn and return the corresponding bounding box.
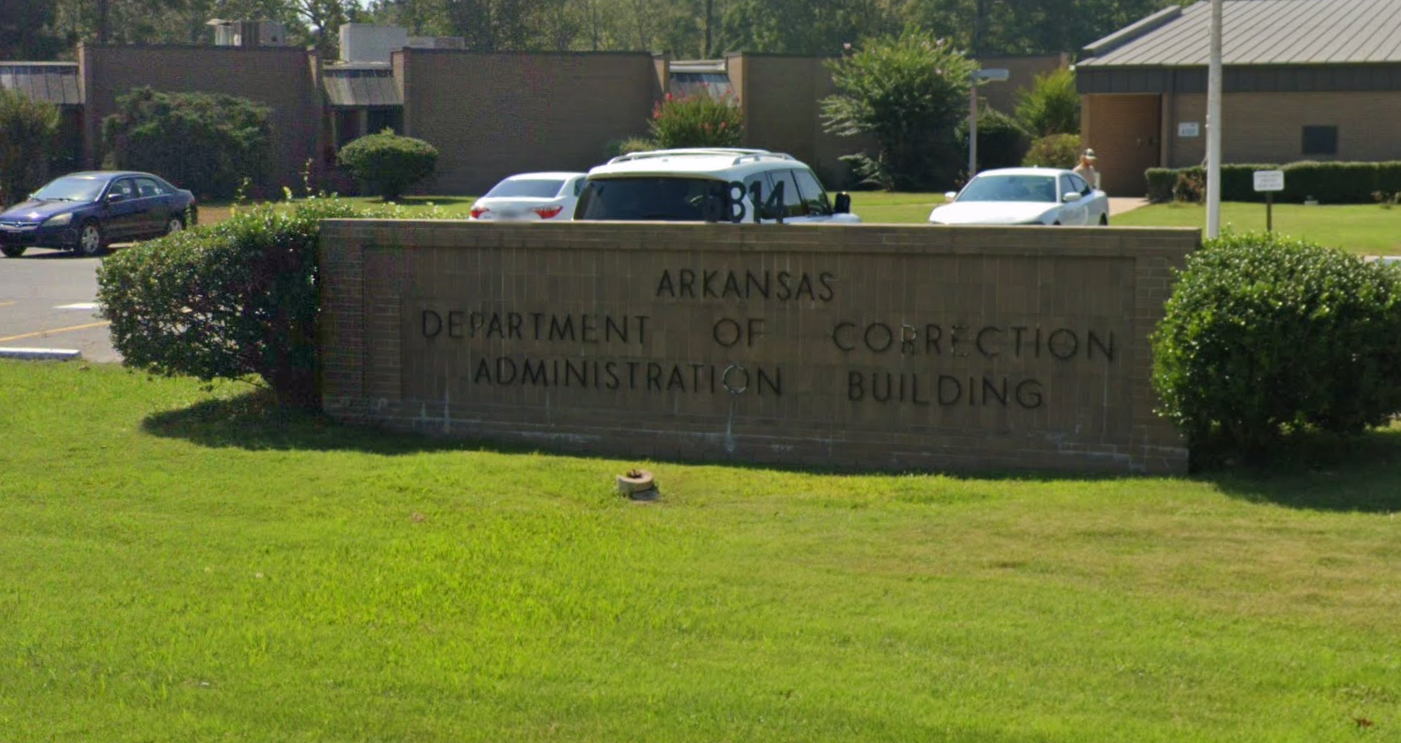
[199,192,1401,254]
[1115,202,1401,255]
[3,360,1399,741]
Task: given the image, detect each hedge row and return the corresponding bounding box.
[1145,161,1401,204]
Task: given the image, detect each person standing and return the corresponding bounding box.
[1074,149,1101,190]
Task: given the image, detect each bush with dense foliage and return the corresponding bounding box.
[647,90,743,149]
[337,129,439,200]
[822,30,978,190]
[1015,67,1079,137]
[98,198,366,409]
[1145,161,1401,203]
[606,136,658,158]
[0,88,59,206]
[101,87,271,200]
[1152,231,1401,459]
[956,107,1029,173]
[1021,133,1082,169]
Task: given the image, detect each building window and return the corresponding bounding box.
[1302,125,1337,156]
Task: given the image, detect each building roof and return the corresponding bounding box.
[322,64,402,107]
[1080,0,1401,67]
[0,62,82,106]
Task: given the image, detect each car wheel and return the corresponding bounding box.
[1100,214,1109,226]
[1052,221,1061,226]
[1,245,25,258]
[164,215,185,236]
[77,221,106,257]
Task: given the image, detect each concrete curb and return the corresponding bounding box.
[0,348,83,361]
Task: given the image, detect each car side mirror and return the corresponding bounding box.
[833,192,851,214]
[944,191,958,201]
[1062,192,1083,203]
[107,192,126,203]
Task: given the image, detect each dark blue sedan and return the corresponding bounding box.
[0,171,197,258]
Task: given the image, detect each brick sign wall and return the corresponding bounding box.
[320,221,1195,474]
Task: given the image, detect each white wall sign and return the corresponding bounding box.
[1253,170,1285,192]
[1178,121,1200,138]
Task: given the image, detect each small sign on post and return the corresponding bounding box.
[1254,170,1285,232]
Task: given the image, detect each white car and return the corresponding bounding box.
[575,148,859,224]
[469,172,587,221]
[928,167,1109,226]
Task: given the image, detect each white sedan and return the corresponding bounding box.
[469,172,587,221]
[928,167,1109,226]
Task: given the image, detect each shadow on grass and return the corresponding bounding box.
[141,389,527,458]
[143,390,1401,513]
[1196,428,1401,513]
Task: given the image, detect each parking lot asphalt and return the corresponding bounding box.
[0,248,119,362]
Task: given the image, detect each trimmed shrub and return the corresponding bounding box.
[1022,133,1081,169]
[0,88,59,207]
[98,198,363,409]
[1145,168,1176,202]
[1143,161,1401,204]
[648,91,743,149]
[956,107,1029,173]
[1015,67,1079,137]
[102,87,271,200]
[1152,231,1401,459]
[337,129,439,201]
[1280,161,1378,204]
[606,136,657,158]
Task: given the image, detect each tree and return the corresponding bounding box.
[0,0,68,59]
[0,89,59,207]
[1015,67,1079,136]
[102,87,272,199]
[718,0,900,55]
[903,0,1173,55]
[821,30,977,190]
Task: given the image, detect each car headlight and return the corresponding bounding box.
[44,213,73,227]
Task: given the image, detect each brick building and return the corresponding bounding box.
[2,34,1063,197]
[1077,0,1401,196]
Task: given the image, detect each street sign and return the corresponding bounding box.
[1253,170,1284,192]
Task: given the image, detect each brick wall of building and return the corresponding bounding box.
[78,44,321,195]
[975,53,1068,115]
[320,221,1194,475]
[1166,91,1401,168]
[398,50,660,195]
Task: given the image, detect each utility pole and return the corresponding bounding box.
[1206,0,1223,238]
[96,0,111,44]
[705,0,714,57]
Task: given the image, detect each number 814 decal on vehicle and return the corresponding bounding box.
[712,180,785,224]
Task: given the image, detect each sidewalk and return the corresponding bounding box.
[1109,197,1149,217]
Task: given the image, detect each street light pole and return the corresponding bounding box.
[969,78,979,178]
[968,68,1009,179]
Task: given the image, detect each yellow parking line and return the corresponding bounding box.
[0,301,16,308]
[0,320,110,344]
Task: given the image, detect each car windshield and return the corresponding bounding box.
[485,179,565,199]
[575,177,729,221]
[31,176,107,202]
[957,175,1057,203]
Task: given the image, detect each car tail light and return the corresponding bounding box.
[470,206,489,219]
[531,206,564,219]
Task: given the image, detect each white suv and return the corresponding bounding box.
[574,148,860,224]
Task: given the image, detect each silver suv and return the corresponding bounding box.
[574,148,859,224]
